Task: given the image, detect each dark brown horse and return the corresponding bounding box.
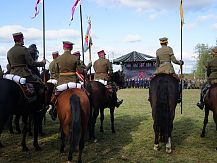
[149,74,179,153]
[85,80,119,141]
[0,78,44,151]
[55,88,90,163]
[200,84,217,141]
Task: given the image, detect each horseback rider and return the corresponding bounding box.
[49,51,59,80]
[73,51,92,82]
[49,41,81,120]
[154,37,184,102]
[7,32,46,101]
[93,50,123,107]
[28,44,40,77]
[197,47,217,110]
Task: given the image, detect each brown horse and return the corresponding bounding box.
[55,88,90,163]
[149,74,179,153]
[200,84,217,140]
[85,80,119,141]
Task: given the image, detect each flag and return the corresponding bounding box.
[71,0,80,21]
[84,18,92,52]
[32,0,42,19]
[180,0,184,27]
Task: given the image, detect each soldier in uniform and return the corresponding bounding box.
[197,47,217,110]
[94,50,123,107]
[73,51,92,81]
[154,37,184,103]
[7,32,46,98]
[28,44,40,77]
[55,41,80,85]
[49,51,59,80]
[155,37,184,74]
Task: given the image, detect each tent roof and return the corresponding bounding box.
[113,51,156,64]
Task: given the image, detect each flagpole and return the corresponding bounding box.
[180,20,183,114]
[79,4,85,86]
[42,0,46,83]
[89,44,92,80]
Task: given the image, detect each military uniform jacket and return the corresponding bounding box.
[7,43,44,77]
[155,45,180,74]
[93,58,112,81]
[49,59,59,80]
[55,51,80,85]
[207,56,217,84]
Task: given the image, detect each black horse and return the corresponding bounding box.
[110,70,125,89]
[200,84,217,144]
[85,77,121,141]
[0,78,44,151]
[149,74,179,153]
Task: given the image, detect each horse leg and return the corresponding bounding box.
[60,129,65,153]
[153,122,159,151]
[213,111,217,131]
[9,115,14,134]
[15,115,21,134]
[201,107,209,137]
[21,115,29,152]
[110,107,116,133]
[33,113,41,151]
[100,108,104,132]
[92,108,99,142]
[166,137,172,154]
[28,115,33,136]
[78,134,84,163]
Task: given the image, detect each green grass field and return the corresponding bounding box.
[0,89,216,163]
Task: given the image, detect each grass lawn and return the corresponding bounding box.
[0,89,216,163]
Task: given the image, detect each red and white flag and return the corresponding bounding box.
[32,0,42,19]
[71,0,81,21]
[84,18,92,52]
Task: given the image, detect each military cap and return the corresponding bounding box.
[52,51,59,59]
[73,51,81,56]
[97,50,106,57]
[12,32,24,41]
[63,41,74,49]
[212,47,217,54]
[29,44,37,49]
[159,37,168,44]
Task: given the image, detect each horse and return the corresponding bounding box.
[200,84,217,140]
[85,80,119,141]
[9,69,54,136]
[55,88,90,163]
[149,74,179,153]
[0,78,44,151]
[110,70,125,89]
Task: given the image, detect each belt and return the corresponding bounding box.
[59,72,76,76]
[11,64,26,68]
[160,61,171,64]
[96,72,108,74]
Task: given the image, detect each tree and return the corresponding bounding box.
[195,44,213,79]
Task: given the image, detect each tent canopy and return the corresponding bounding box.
[113,51,156,64]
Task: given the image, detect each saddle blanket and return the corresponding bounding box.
[3,74,26,85]
[95,79,107,85]
[47,79,58,85]
[56,82,82,92]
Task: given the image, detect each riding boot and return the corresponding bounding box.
[115,98,123,108]
[196,93,204,110]
[49,95,58,121]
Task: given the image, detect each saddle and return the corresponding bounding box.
[150,73,180,82]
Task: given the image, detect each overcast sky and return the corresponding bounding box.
[0,0,217,73]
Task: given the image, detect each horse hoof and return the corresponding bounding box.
[200,133,205,138]
[35,146,42,151]
[153,144,159,151]
[22,147,29,152]
[0,142,4,148]
[77,160,82,163]
[28,132,33,136]
[100,129,104,133]
[166,147,172,154]
[94,139,98,143]
[112,130,116,133]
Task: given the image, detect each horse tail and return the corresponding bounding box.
[156,78,170,142]
[70,94,81,151]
